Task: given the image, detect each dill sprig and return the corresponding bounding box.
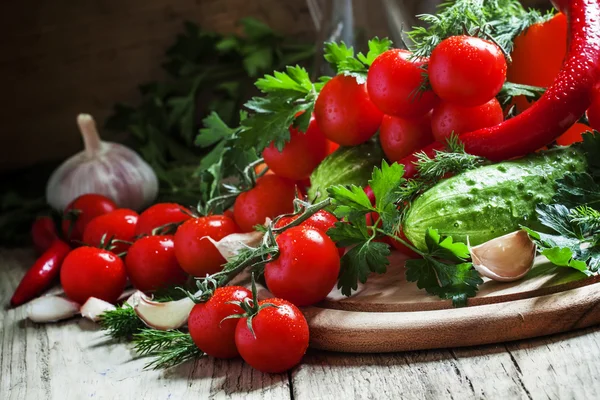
[407,0,553,58]
[398,135,489,218]
[133,329,204,370]
[98,305,146,340]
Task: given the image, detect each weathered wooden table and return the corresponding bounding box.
[2,248,600,399]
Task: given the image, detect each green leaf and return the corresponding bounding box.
[255,66,313,94]
[425,229,470,262]
[240,17,277,41]
[327,220,371,247]
[368,161,404,232]
[497,82,546,108]
[323,42,354,72]
[357,37,393,66]
[196,112,237,148]
[554,172,600,210]
[327,185,375,221]
[323,38,391,83]
[337,241,391,296]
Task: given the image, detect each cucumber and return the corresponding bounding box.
[403,147,587,251]
[308,141,384,202]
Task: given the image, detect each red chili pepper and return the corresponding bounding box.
[31,216,59,254]
[401,0,600,177]
[10,240,71,307]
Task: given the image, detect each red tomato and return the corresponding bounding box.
[62,194,118,243]
[380,114,434,161]
[327,140,340,154]
[31,216,58,254]
[587,86,600,130]
[188,286,252,359]
[233,175,297,233]
[431,98,504,142]
[367,49,438,118]
[314,75,383,146]
[556,123,592,146]
[234,298,309,373]
[274,210,344,256]
[429,36,507,107]
[264,226,340,307]
[508,13,567,89]
[174,215,240,277]
[60,246,127,304]
[262,115,328,180]
[82,209,138,254]
[134,203,192,237]
[124,235,188,292]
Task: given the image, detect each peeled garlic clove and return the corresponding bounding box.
[206,230,265,260]
[470,230,536,282]
[130,291,195,330]
[80,297,116,322]
[27,296,80,323]
[46,114,159,211]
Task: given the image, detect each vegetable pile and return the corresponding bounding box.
[8,0,600,374]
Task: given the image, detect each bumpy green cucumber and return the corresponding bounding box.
[403,147,587,251]
[308,141,383,202]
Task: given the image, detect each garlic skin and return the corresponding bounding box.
[46,114,159,211]
[27,296,80,323]
[130,290,195,330]
[469,230,536,282]
[80,297,116,322]
[206,230,265,261]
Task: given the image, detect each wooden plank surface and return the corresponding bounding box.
[2,247,600,399]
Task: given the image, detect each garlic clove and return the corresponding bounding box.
[46,114,159,211]
[206,231,265,261]
[469,230,536,282]
[130,291,195,330]
[80,297,116,322]
[27,296,80,323]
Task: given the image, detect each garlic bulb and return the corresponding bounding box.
[46,114,159,211]
[469,230,536,282]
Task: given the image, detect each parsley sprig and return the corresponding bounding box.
[327,159,482,305]
[323,38,393,83]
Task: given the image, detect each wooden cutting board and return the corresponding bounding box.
[303,252,600,352]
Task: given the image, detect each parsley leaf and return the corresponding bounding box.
[554,172,600,209]
[405,229,482,307]
[327,185,375,221]
[497,82,546,109]
[368,161,404,232]
[323,38,392,83]
[338,238,391,296]
[239,65,320,151]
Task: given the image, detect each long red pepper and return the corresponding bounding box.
[10,240,71,307]
[401,0,600,177]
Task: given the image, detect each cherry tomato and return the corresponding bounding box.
[327,140,340,154]
[82,209,139,254]
[234,298,309,373]
[264,226,340,307]
[60,246,127,304]
[429,36,507,107]
[62,194,118,242]
[125,235,188,292]
[508,13,567,89]
[233,175,297,233]
[263,115,328,180]
[188,286,252,359]
[314,75,383,146]
[134,203,192,237]
[174,215,240,277]
[274,210,344,256]
[367,49,438,118]
[254,162,274,177]
[380,113,434,161]
[587,86,600,130]
[31,216,58,254]
[431,98,504,142]
[556,123,592,146]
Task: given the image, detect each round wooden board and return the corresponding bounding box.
[303,251,600,353]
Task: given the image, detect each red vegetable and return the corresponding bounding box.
[125,235,188,292]
[82,209,139,254]
[10,240,71,307]
[264,226,340,307]
[234,297,309,373]
[262,114,328,180]
[431,98,504,143]
[60,246,127,304]
[188,286,252,359]
[314,75,383,146]
[402,0,600,173]
[367,49,438,118]
[62,194,118,243]
[380,113,434,161]
[31,216,58,254]
[174,215,240,277]
[134,203,192,237]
